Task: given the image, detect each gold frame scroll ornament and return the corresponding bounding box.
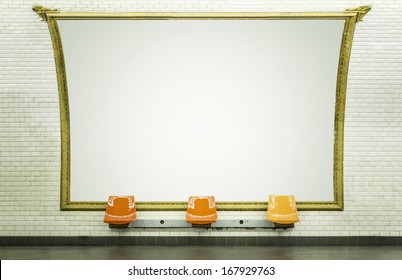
[33,5,370,211]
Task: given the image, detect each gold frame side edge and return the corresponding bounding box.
[46,18,71,211]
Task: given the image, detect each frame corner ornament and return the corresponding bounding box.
[32,6,59,22]
[345,5,371,22]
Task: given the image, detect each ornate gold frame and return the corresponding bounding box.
[33,5,370,211]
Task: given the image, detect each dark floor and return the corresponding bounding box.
[1,246,402,260]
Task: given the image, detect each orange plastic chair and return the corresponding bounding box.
[104,195,136,228]
[186,196,218,226]
[266,195,299,229]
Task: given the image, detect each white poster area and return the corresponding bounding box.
[58,20,343,203]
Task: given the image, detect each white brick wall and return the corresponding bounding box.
[0,0,401,237]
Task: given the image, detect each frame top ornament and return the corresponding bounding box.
[345,5,371,22]
[32,6,59,22]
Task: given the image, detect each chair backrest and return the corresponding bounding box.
[188,196,215,210]
[267,195,299,224]
[104,195,136,225]
[186,196,217,224]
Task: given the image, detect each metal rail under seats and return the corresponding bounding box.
[104,195,137,228]
[186,196,218,227]
[266,195,299,229]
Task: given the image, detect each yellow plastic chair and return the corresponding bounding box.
[186,196,218,226]
[266,195,299,229]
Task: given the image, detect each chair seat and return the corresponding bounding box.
[186,196,218,225]
[104,195,136,226]
[267,213,299,224]
[267,195,299,226]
